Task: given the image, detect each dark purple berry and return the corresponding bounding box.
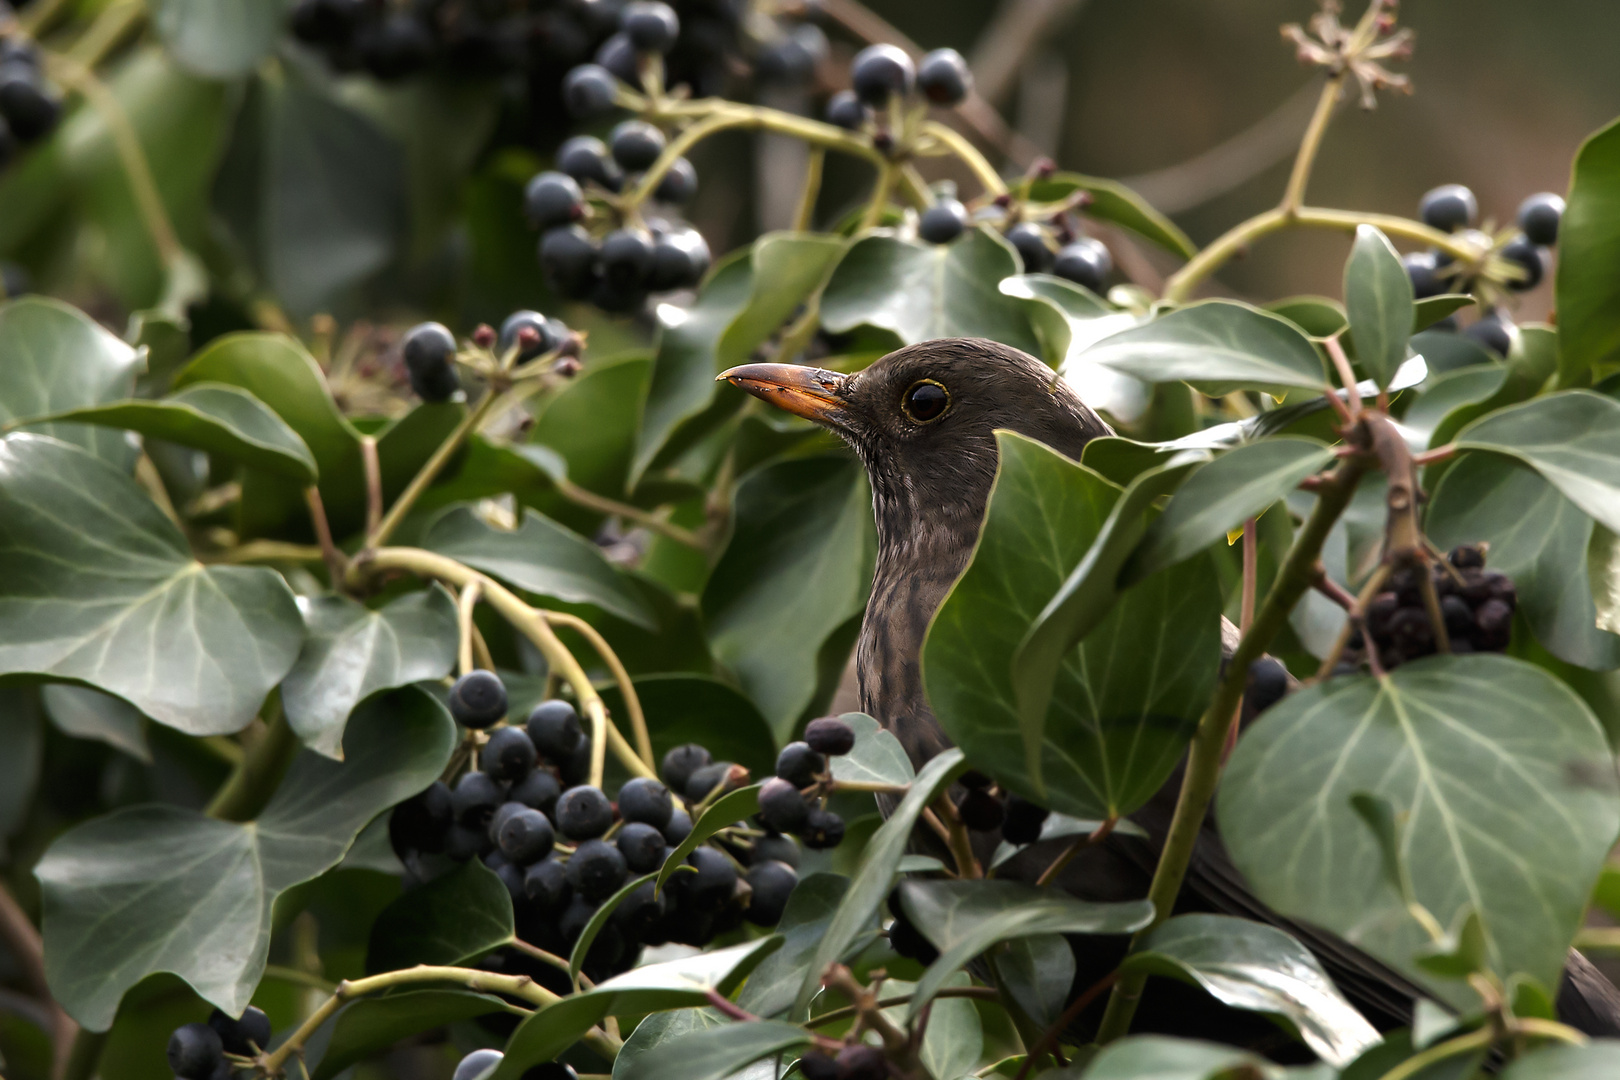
[824,90,868,130]
[207,1006,271,1056]
[1500,235,1545,291]
[498,808,556,864]
[800,807,844,849]
[850,44,914,106]
[1006,222,1052,273]
[653,156,697,204]
[556,785,615,841]
[1052,237,1112,292]
[562,64,619,118]
[620,2,679,54]
[916,48,971,105]
[1419,184,1477,233]
[480,726,537,782]
[567,838,629,900]
[959,789,1005,831]
[449,670,507,729]
[1518,192,1564,247]
[524,172,584,230]
[661,743,712,793]
[167,1023,224,1080]
[452,1048,504,1080]
[744,860,797,926]
[775,741,824,787]
[617,821,667,873]
[1001,795,1048,845]
[757,777,810,833]
[918,198,967,244]
[610,120,665,171]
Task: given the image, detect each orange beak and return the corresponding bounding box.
[717,363,849,424]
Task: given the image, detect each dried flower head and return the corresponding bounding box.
[1282,0,1414,109]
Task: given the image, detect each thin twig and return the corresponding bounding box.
[794,147,825,232]
[361,435,382,539]
[0,881,77,1080]
[554,478,703,549]
[1014,970,1120,1080]
[1324,336,1363,417]
[544,611,655,770]
[1035,816,1117,887]
[457,581,483,677]
[1416,555,1452,654]
[370,389,504,550]
[303,487,347,585]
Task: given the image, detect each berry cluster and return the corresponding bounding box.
[819,45,1115,292]
[389,672,850,985]
[0,31,61,170]
[797,1044,890,1080]
[1403,183,1565,357]
[753,717,859,849]
[399,308,578,403]
[165,1008,273,1080]
[1347,546,1518,670]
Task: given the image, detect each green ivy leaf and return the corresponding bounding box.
[1084,300,1333,397]
[829,712,914,787]
[998,933,1075,1031]
[366,858,514,973]
[1125,438,1336,584]
[656,785,763,892]
[0,687,43,862]
[493,938,783,1077]
[897,879,1152,1021]
[1413,295,1475,333]
[1220,656,1619,1007]
[1081,1036,1273,1080]
[616,1018,809,1080]
[792,749,966,1014]
[311,989,517,1080]
[36,686,455,1030]
[570,871,658,981]
[0,434,303,735]
[174,332,365,538]
[1001,275,1151,422]
[1500,1041,1620,1079]
[1344,225,1414,390]
[281,588,459,758]
[1266,295,1347,338]
[1400,366,1504,452]
[0,297,142,465]
[1556,116,1620,385]
[632,251,754,484]
[40,383,319,483]
[702,454,875,741]
[820,226,1041,355]
[1426,324,1557,456]
[736,873,850,1019]
[147,0,284,78]
[1454,390,1620,534]
[1121,914,1380,1066]
[1426,454,1620,670]
[717,232,849,369]
[1028,173,1197,260]
[927,435,1218,813]
[422,506,656,629]
[41,684,150,763]
[213,70,405,318]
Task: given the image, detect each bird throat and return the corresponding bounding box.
[854,461,989,769]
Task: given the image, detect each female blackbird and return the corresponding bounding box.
[720,339,1620,1047]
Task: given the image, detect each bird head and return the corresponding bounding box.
[719,339,1111,526]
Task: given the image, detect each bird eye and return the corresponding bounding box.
[900,379,949,423]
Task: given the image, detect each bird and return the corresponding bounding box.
[719,337,1620,1054]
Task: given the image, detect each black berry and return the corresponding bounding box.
[498,808,556,864]
[1245,657,1289,717]
[1419,184,1477,233]
[389,780,452,855]
[744,860,798,926]
[488,800,527,845]
[752,833,800,867]
[401,321,458,402]
[775,741,824,787]
[1403,250,1445,299]
[556,135,619,189]
[1449,545,1486,570]
[524,172,584,231]
[682,845,738,909]
[480,726,537,782]
[756,23,828,85]
[661,743,712,793]
[567,838,629,900]
[824,90,868,130]
[758,777,810,833]
[509,769,561,816]
[600,227,653,291]
[837,1044,888,1080]
[959,789,1005,831]
[449,670,507,729]
[686,760,741,803]
[1500,235,1545,291]
[167,1023,224,1080]
[527,699,584,759]
[810,722,861,757]
[800,807,845,849]
[525,856,571,911]
[620,1,679,54]
[446,822,492,861]
[662,807,693,846]
[653,156,698,204]
[610,120,665,171]
[541,226,600,299]
[451,772,504,828]
[617,821,668,873]
[1006,222,1052,273]
[1001,795,1049,845]
[594,32,640,84]
[1518,192,1565,246]
[617,777,674,828]
[918,199,967,244]
[888,913,939,965]
[916,48,971,105]
[555,785,614,840]
[1052,237,1112,292]
[797,1051,840,1080]
[648,228,710,290]
[851,43,915,106]
[208,1006,271,1056]
[1464,311,1513,357]
[499,309,561,364]
[0,64,60,142]
[563,64,619,118]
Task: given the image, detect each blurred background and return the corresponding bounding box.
[0,0,1611,351]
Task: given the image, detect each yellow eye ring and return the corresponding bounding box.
[900,379,949,424]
